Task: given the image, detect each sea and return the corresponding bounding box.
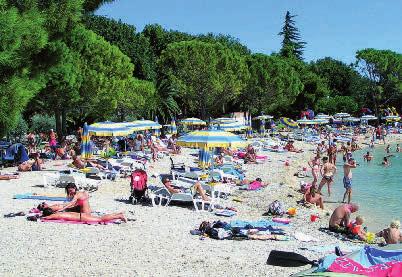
[328,143,402,232]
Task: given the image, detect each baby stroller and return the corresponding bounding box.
[129,169,148,204]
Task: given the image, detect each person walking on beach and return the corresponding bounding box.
[308,154,321,188]
[317,156,337,196]
[342,158,357,203]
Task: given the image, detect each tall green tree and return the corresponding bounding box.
[356,49,402,116]
[278,11,306,60]
[240,54,303,115]
[0,0,48,136]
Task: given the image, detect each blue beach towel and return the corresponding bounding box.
[14,193,69,201]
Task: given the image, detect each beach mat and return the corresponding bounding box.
[40,219,119,225]
[14,193,68,201]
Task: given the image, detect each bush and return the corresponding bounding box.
[8,117,28,141]
[31,114,56,134]
[315,96,359,115]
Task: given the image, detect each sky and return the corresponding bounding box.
[96,0,402,63]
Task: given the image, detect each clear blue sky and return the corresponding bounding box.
[96,0,402,63]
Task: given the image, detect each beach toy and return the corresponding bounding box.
[284,161,290,166]
[365,232,375,243]
[310,214,319,222]
[272,217,291,224]
[287,208,297,216]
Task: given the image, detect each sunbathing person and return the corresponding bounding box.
[303,186,324,209]
[241,178,267,190]
[37,183,91,214]
[215,154,224,166]
[40,207,127,223]
[284,141,303,153]
[376,220,402,244]
[162,177,210,201]
[72,155,104,170]
[329,203,359,233]
[244,144,257,163]
[0,173,19,180]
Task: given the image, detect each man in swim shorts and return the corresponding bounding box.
[329,203,359,233]
[317,156,337,196]
[342,158,357,203]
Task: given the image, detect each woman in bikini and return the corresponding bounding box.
[39,207,126,223]
[317,156,337,196]
[38,183,91,214]
[308,154,321,188]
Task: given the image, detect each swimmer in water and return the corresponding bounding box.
[386,144,390,154]
[382,156,390,166]
[396,144,400,153]
[363,151,373,162]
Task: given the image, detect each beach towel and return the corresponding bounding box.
[229,219,288,228]
[13,193,68,201]
[355,246,402,267]
[328,257,402,276]
[40,219,120,225]
[215,210,237,217]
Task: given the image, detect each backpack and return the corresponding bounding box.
[268,200,285,216]
[130,169,147,191]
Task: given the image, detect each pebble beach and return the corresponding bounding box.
[1,136,401,276]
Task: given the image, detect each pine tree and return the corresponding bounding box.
[278,11,306,60]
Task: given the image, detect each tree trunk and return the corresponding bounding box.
[55,110,62,139]
[61,108,67,136]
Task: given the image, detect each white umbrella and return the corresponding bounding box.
[360,115,377,121]
[334,112,351,118]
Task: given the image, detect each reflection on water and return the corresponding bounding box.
[329,143,401,231]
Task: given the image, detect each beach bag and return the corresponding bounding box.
[130,169,148,191]
[268,200,285,216]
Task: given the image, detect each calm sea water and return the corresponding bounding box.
[328,143,402,231]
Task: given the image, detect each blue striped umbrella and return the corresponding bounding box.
[280,117,298,129]
[88,121,133,136]
[126,119,162,131]
[259,119,265,134]
[153,116,160,136]
[80,123,92,159]
[176,129,247,149]
[198,148,211,169]
[170,118,177,135]
[180,118,207,126]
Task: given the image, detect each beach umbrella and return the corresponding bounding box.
[170,118,177,135]
[153,116,160,137]
[334,112,351,118]
[80,123,92,159]
[343,117,360,122]
[127,119,162,131]
[180,118,207,126]
[88,121,133,136]
[280,117,298,129]
[383,115,401,121]
[176,129,247,149]
[218,121,248,132]
[259,119,265,134]
[198,148,211,169]
[360,115,377,121]
[252,115,274,120]
[315,114,331,120]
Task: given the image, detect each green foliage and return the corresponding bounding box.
[240,54,303,115]
[158,40,249,119]
[83,0,114,13]
[30,114,56,133]
[8,116,28,140]
[278,11,306,60]
[316,95,359,114]
[0,1,47,136]
[356,49,402,113]
[84,15,157,81]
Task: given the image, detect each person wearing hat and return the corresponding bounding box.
[342,157,357,203]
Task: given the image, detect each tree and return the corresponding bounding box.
[356,49,402,116]
[316,95,359,115]
[0,0,48,136]
[83,0,115,13]
[278,11,306,60]
[239,54,303,115]
[84,15,157,81]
